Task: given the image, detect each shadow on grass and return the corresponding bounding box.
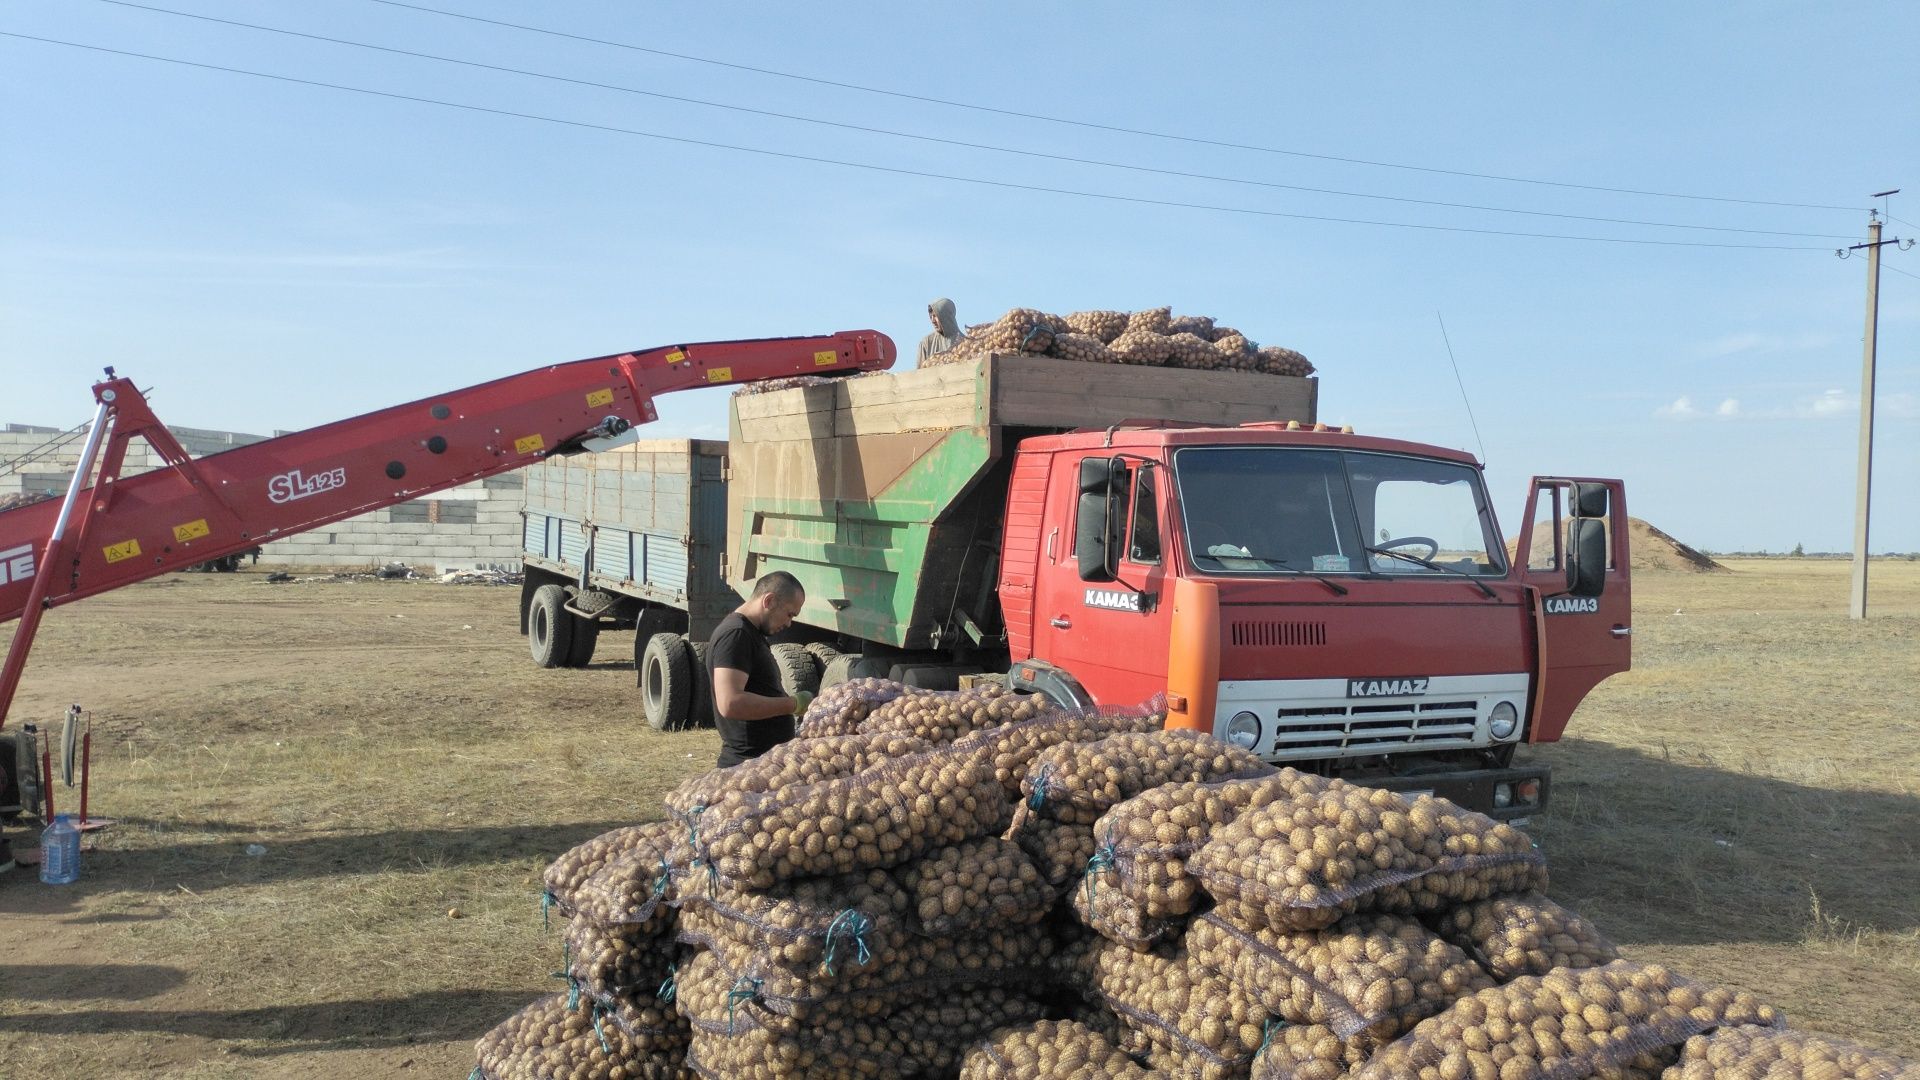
[1,963,186,1001]
[0,986,539,1054]
[1528,737,1920,947]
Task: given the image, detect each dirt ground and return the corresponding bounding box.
[1,559,1916,1076]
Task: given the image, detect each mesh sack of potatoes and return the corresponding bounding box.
[1065,309,1130,343]
[948,695,1167,801]
[1169,314,1217,338]
[1351,961,1783,1080]
[675,867,913,988]
[976,308,1068,354]
[1190,784,1548,933]
[1070,865,1181,951]
[959,1018,1154,1080]
[925,333,991,367]
[794,677,923,738]
[473,991,691,1080]
[1165,332,1225,370]
[1009,808,1099,890]
[564,910,680,1009]
[857,682,1051,744]
[544,820,678,921]
[893,835,1054,934]
[1020,728,1276,826]
[1109,329,1174,366]
[1250,1021,1373,1080]
[1661,1025,1920,1080]
[1046,331,1119,365]
[1189,910,1493,1045]
[560,846,683,1004]
[693,744,1013,890]
[1126,306,1173,335]
[1089,940,1273,1080]
[1257,345,1316,377]
[664,731,931,819]
[1426,891,1620,982]
[1086,771,1339,926]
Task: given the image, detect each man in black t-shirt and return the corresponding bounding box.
[707,571,811,768]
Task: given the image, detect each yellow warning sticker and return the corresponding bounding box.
[707,367,733,383]
[172,519,211,544]
[515,434,545,455]
[664,350,686,365]
[103,539,142,564]
[814,350,838,366]
[585,388,615,409]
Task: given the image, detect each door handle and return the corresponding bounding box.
[1050,616,1072,629]
[1610,625,1632,638]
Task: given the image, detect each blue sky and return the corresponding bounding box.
[3,1,1916,552]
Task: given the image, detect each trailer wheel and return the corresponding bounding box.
[528,584,575,668]
[820,654,861,692]
[772,644,822,700]
[640,633,692,731]
[688,641,715,728]
[802,643,843,669]
[563,617,600,668]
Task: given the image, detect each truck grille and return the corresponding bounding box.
[1229,620,1327,647]
[1268,699,1479,754]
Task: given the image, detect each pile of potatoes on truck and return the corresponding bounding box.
[474,679,1917,1080]
[931,306,1315,376]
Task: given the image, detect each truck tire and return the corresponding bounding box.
[689,641,715,729]
[888,663,983,692]
[528,584,575,669]
[640,633,692,731]
[803,643,843,669]
[772,644,822,699]
[820,653,861,692]
[564,617,600,668]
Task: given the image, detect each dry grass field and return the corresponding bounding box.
[0,558,1915,1077]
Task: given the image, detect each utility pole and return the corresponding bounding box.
[1847,192,1896,619]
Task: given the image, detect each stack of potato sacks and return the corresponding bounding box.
[929,306,1315,377]
[477,681,1919,1080]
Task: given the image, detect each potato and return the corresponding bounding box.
[976,308,1068,354]
[1126,307,1173,335]
[1350,961,1781,1080]
[893,836,1053,934]
[1047,331,1118,365]
[1021,729,1274,826]
[794,678,924,738]
[1257,345,1315,376]
[1189,911,1492,1045]
[473,991,690,1080]
[543,821,676,920]
[1109,330,1174,366]
[1065,310,1130,343]
[676,867,912,975]
[1190,783,1547,931]
[1005,802,1099,890]
[664,729,930,817]
[952,701,1167,801]
[1087,939,1272,1080]
[1250,1021,1371,1080]
[1662,1025,1919,1080]
[1164,332,1222,370]
[858,683,1047,744]
[960,1018,1153,1079]
[1428,891,1620,981]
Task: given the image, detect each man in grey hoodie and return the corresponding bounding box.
[916,298,963,366]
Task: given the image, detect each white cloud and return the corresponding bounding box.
[1716,399,1741,417]
[1806,389,1853,417]
[1656,396,1698,419]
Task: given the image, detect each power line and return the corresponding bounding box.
[365,0,1864,214]
[1888,214,1917,230]
[91,0,1859,242]
[0,31,1844,251]
[1435,313,1486,465]
[1883,261,1920,282]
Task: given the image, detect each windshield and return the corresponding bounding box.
[1173,447,1506,577]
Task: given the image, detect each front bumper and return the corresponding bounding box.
[1352,763,1550,821]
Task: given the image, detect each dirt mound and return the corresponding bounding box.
[1511,517,1727,573]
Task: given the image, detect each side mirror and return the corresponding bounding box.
[1565,518,1606,598]
[1573,483,1609,519]
[1075,457,1126,582]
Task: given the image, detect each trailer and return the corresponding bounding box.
[520,349,1629,819]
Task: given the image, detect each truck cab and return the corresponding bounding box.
[1000,422,1630,819]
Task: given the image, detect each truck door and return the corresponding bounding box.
[1032,454,1170,706]
[1511,477,1631,742]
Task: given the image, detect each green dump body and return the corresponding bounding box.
[726,353,1318,653]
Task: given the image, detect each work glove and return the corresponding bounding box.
[792,690,815,716]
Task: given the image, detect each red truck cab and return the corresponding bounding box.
[1000,422,1630,819]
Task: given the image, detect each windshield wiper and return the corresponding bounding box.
[1202,545,1350,596]
[1364,546,1497,599]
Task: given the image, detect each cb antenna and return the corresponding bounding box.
[1436,312,1487,463]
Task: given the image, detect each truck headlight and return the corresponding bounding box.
[1226,711,1261,750]
[1494,782,1514,808]
[1489,701,1520,740]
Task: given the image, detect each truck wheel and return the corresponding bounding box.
[888,663,982,691]
[803,643,843,669]
[772,644,822,699]
[641,633,692,731]
[820,654,861,692]
[689,641,715,729]
[564,617,600,668]
[528,584,575,668]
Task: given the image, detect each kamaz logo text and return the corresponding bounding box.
[1084,588,1143,613]
[1347,677,1430,698]
[1544,597,1600,614]
[0,544,34,586]
[268,467,346,505]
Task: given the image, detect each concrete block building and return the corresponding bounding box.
[1,421,524,572]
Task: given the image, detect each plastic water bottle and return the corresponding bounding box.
[40,814,80,885]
